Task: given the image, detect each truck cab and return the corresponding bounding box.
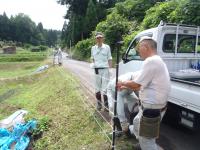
[119,22,200,130]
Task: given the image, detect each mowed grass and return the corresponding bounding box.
[0,62,42,78]
[0,64,110,150]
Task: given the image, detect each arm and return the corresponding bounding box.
[108,59,112,68]
[117,80,141,91]
[91,46,94,63]
[107,45,112,68]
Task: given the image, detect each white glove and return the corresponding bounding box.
[90,63,94,69]
[109,69,113,77]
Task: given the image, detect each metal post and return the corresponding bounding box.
[112,41,123,150]
[70,40,72,59]
[175,24,179,55]
[195,26,199,55]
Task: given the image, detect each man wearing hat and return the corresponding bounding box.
[91,32,112,111]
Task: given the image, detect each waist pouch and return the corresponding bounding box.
[139,109,161,138]
[94,68,106,74]
[94,68,99,74]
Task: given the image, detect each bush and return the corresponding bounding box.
[96,11,131,51]
[31,45,48,52]
[38,45,48,51]
[24,43,32,49]
[115,0,157,22]
[74,38,94,61]
[31,47,41,52]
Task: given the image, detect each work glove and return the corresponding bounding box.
[90,63,95,69]
[109,68,115,78]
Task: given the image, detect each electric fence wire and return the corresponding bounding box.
[0,53,119,149]
[0,49,56,103]
[56,67,113,144]
[57,59,125,150]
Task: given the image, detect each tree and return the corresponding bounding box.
[0,12,60,46]
[169,0,200,26]
[141,1,178,29]
[58,0,119,46]
[0,12,10,40]
[96,11,131,51]
[84,0,98,38]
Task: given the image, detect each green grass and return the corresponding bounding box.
[0,47,50,62]
[0,62,42,78]
[0,53,48,62]
[0,66,110,150]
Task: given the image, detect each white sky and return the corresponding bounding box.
[0,0,67,30]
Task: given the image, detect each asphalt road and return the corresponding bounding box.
[62,56,200,150]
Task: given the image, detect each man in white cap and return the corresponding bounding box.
[57,48,62,65]
[91,32,112,111]
[117,36,171,150]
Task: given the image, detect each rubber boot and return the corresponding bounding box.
[96,92,102,111]
[103,94,109,112]
[113,117,122,137]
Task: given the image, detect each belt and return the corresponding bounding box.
[141,103,168,112]
[94,68,107,74]
[95,68,107,69]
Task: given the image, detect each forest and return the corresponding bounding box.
[0,13,60,47]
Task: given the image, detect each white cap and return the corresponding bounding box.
[139,36,153,42]
[95,32,104,38]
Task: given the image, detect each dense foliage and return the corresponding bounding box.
[58,0,124,47]
[0,13,60,47]
[73,38,94,61]
[60,0,200,61]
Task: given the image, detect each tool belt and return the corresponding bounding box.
[139,108,161,138]
[94,68,106,74]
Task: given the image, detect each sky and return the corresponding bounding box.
[0,0,67,30]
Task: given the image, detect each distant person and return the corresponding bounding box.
[117,37,171,150]
[91,32,112,111]
[57,48,62,66]
[53,48,58,65]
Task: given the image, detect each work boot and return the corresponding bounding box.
[96,92,102,111]
[96,100,102,111]
[103,95,109,112]
[133,143,141,150]
[113,117,122,134]
[121,122,129,132]
[124,126,134,138]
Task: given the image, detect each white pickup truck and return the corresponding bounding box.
[119,22,200,130]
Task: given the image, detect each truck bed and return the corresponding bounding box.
[171,77,200,87]
[169,77,200,114]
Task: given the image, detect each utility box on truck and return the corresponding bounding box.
[119,22,200,130]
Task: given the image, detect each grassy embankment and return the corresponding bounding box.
[0,61,110,149]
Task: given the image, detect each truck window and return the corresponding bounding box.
[126,40,140,60]
[125,34,153,62]
[163,34,200,53]
[178,35,196,53]
[163,34,175,53]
